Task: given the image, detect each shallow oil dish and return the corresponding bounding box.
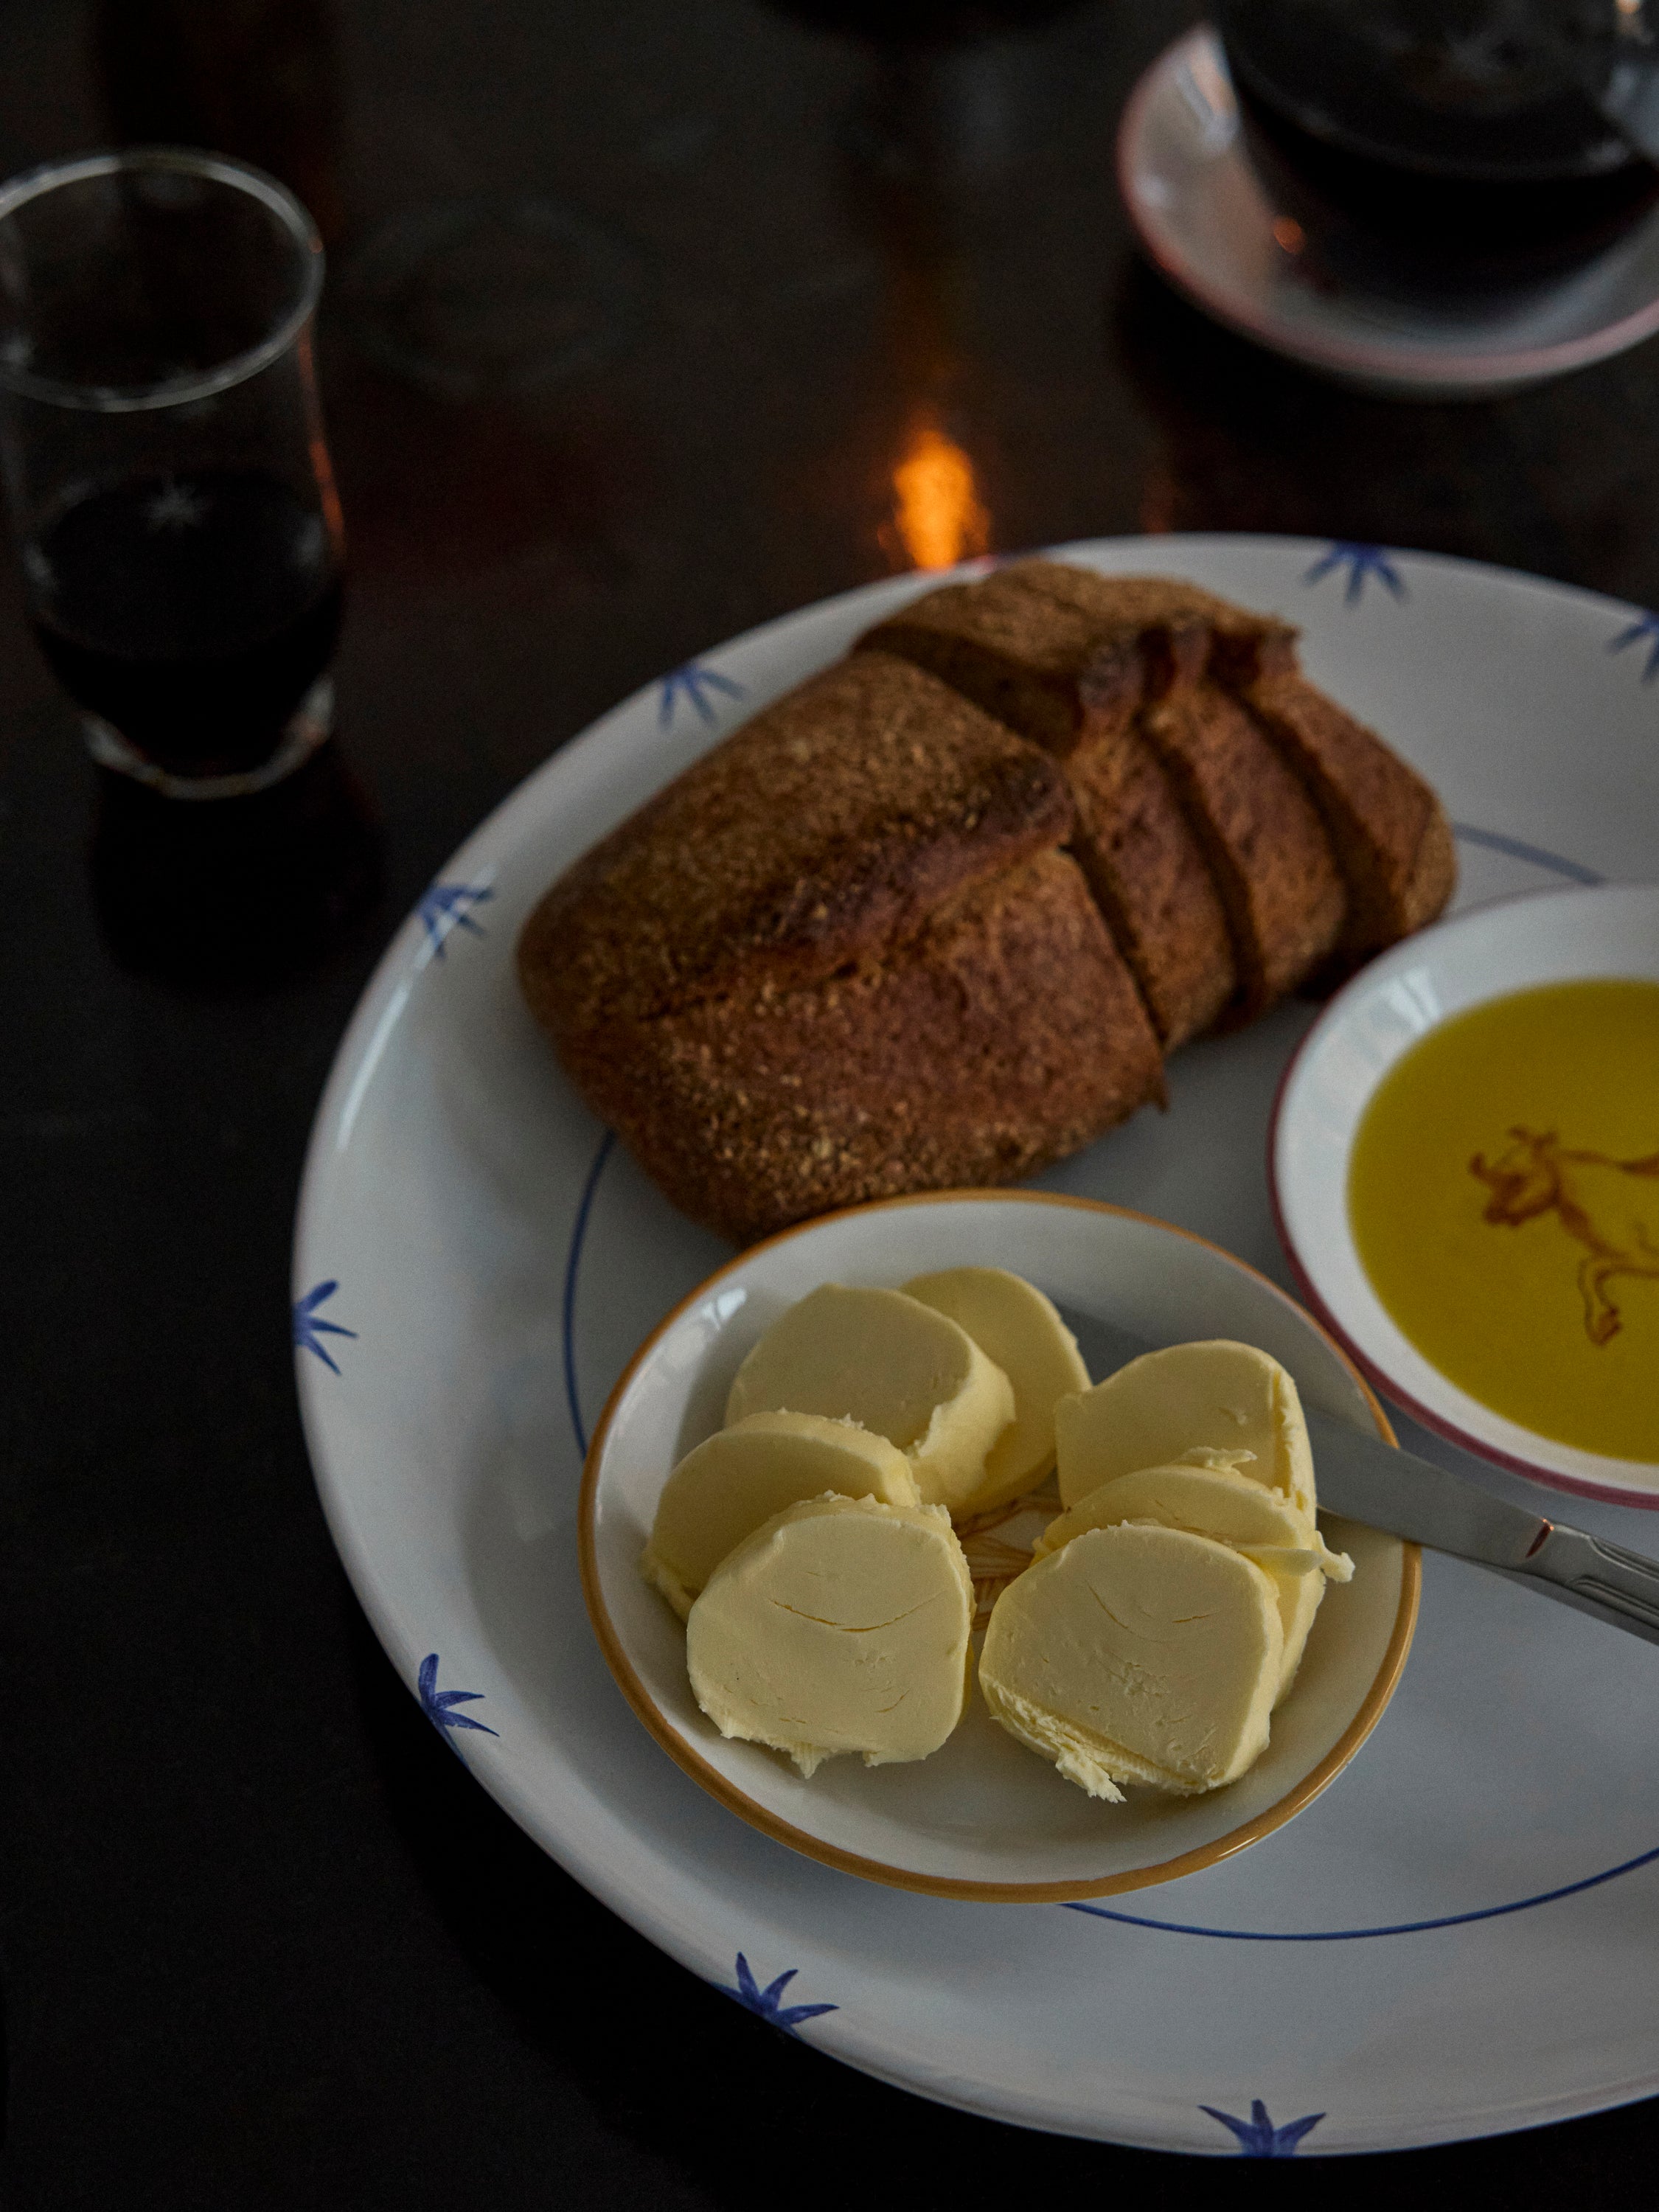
[1273,882,1659,1503]
[580,1191,1417,1902]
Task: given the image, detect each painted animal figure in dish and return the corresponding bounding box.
[1470,1127,1659,1346]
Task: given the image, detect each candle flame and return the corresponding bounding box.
[889,417,989,571]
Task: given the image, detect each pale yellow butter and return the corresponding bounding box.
[686,1493,974,1777]
[724,1283,1015,1513]
[902,1266,1089,1514]
[979,1522,1284,1799]
[1034,1459,1352,1704]
[1055,1340,1316,1517]
[641,1411,920,1621]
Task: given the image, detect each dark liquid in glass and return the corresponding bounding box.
[27,466,342,778]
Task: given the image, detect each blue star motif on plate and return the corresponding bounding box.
[417,880,495,957]
[1200,2098,1325,2157]
[1302,540,1406,606]
[1608,611,1659,682]
[720,1952,838,2036]
[417,1652,498,1737]
[658,661,746,729]
[292,1280,357,1373]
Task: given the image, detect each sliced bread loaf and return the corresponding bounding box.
[519,566,1453,1245]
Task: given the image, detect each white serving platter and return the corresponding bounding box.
[296,534,1659,2155]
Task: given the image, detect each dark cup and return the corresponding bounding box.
[1216,0,1659,297]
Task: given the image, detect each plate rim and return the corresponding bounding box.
[1267,882,1659,1506]
[579,1185,1421,1904]
[1116,24,1659,393]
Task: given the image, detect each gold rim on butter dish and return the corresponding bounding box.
[578,1186,1422,1905]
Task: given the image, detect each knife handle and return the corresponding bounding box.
[1523,1525,1659,1643]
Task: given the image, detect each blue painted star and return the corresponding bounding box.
[658,661,746,729]
[417,880,495,957]
[720,1953,838,2036]
[1609,611,1659,682]
[292,1280,357,1374]
[417,1652,498,1737]
[1200,2098,1325,2157]
[1302,540,1405,606]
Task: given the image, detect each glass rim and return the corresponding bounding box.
[0,145,325,413]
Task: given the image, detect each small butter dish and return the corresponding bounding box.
[580,1190,1416,1902]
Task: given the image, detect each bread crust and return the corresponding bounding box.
[1138,683,1346,1015]
[555,852,1164,1245]
[860,565,1269,1040]
[1241,671,1456,959]
[859,561,1298,756]
[519,650,1072,1033]
[1062,726,1237,1047]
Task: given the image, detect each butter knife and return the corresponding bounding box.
[1060,1307,1659,1649]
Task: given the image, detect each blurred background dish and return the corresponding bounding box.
[1118,25,1659,396]
[1217,0,1659,300]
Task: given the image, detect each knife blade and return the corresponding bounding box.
[1057,1306,1659,1649]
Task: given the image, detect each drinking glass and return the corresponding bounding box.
[0,147,344,793]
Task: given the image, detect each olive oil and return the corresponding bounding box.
[1348,980,1659,1463]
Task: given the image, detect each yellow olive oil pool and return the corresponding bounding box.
[1348,979,1659,1462]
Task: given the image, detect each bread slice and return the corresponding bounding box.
[1063,728,1237,1047]
[553,850,1164,1245]
[854,563,1120,754]
[1138,682,1346,1015]
[859,561,1296,753]
[860,566,1251,1042]
[1009,560,1300,730]
[521,650,1072,1034]
[1004,564,1451,967]
[1241,672,1455,960]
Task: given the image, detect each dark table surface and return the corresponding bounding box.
[6,0,1659,2200]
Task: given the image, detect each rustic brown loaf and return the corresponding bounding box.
[550,850,1164,1245]
[519,649,1164,1243]
[518,564,1454,1245]
[523,650,1071,1032]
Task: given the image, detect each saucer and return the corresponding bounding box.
[1116,27,1659,400]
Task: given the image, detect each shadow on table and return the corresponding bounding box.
[1108,255,1582,582]
[89,741,383,993]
